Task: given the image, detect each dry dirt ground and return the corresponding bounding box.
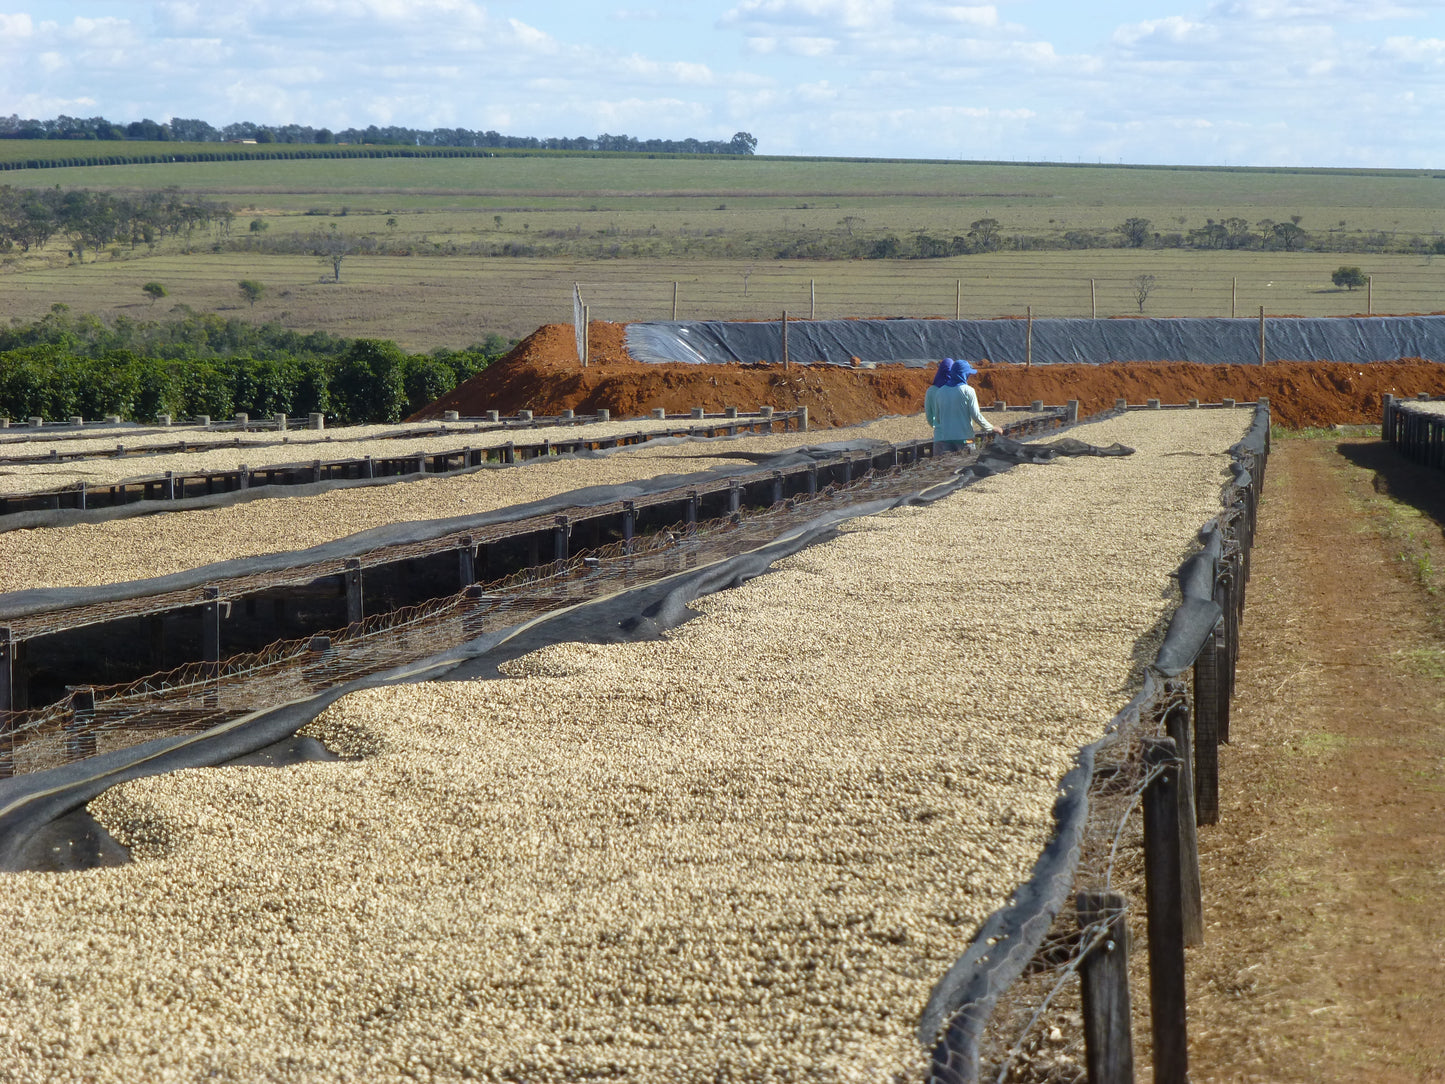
[412,322,1445,430]
[1186,435,1445,1082]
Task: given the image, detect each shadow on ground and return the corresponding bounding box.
[1337,438,1445,533]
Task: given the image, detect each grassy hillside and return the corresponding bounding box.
[2,147,1442,350]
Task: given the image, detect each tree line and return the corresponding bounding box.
[0,185,230,257]
[0,307,513,426]
[0,114,758,156]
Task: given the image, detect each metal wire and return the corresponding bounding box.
[2,440,1024,775]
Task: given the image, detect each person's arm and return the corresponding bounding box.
[924,385,938,427]
[965,387,996,433]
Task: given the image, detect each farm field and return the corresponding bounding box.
[2,251,1442,351]
[4,152,1445,349]
[0,407,1254,1081]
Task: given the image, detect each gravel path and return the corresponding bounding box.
[0,414,949,594]
[0,409,1251,1083]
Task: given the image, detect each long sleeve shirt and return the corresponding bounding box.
[925,383,995,442]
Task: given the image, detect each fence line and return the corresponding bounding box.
[572,269,1443,327]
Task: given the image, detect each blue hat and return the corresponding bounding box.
[931,359,954,387]
[954,358,977,379]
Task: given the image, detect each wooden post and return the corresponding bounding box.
[0,627,14,777]
[1367,275,1373,315]
[1231,277,1237,320]
[1164,704,1205,947]
[1193,623,1222,825]
[1142,736,1189,1084]
[458,534,476,587]
[202,586,221,708]
[672,280,678,321]
[1077,891,1135,1084]
[1026,305,1033,368]
[1090,278,1097,319]
[781,310,790,370]
[582,304,590,367]
[65,687,97,761]
[1258,307,1266,365]
[622,501,636,549]
[344,559,363,632]
[956,279,962,320]
[553,516,570,562]
[810,278,816,320]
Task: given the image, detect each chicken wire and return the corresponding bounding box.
[0,447,981,776]
[925,418,1266,1084]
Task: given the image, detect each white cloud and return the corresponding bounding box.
[0,12,34,37]
[616,55,716,83]
[1380,33,1445,60]
[1112,16,1217,50]
[785,35,840,54]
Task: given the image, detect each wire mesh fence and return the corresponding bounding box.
[1,438,1007,777]
[571,260,1445,326]
[927,418,1266,1083]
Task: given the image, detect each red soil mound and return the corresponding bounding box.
[415,322,1445,430]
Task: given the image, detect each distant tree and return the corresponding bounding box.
[167,117,218,142]
[838,215,863,236]
[729,131,758,155]
[142,281,167,306]
[1265,220,1308,251]
[311,227,355,282]
[1132,273,1158,312]
[968,217,1001,252]
[249,217,268,234]
[1118,217,1153,247]
[238,279,265,307]
[1332,266,1368,290]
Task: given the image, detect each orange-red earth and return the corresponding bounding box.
[413,321,1445,429]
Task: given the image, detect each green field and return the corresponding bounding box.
[3,147,1443,350]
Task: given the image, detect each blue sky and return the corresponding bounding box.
[2,1,1444,167]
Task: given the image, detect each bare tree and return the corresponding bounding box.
[1132,273,1158,313]
[311,227,357,282]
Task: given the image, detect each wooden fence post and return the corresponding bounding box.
[1193,623,1222,824]
[1164,704,1205,947]
[202,586,221,708]
[1142,736,1189,1084]
[1077,890,1134,1084]
[344,559,363,633]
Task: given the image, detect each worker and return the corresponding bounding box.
[924,358,996,453]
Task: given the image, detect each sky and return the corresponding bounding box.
[2,1,1444,168]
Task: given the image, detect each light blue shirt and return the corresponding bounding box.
[925,383,995,442]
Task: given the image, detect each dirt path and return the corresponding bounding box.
[1186,436,1445,1082]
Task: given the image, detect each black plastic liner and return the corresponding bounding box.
[626,315,1445,367]
[919,404,1270,1080]
[0,431,1128,871]
[0,438,887,622]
